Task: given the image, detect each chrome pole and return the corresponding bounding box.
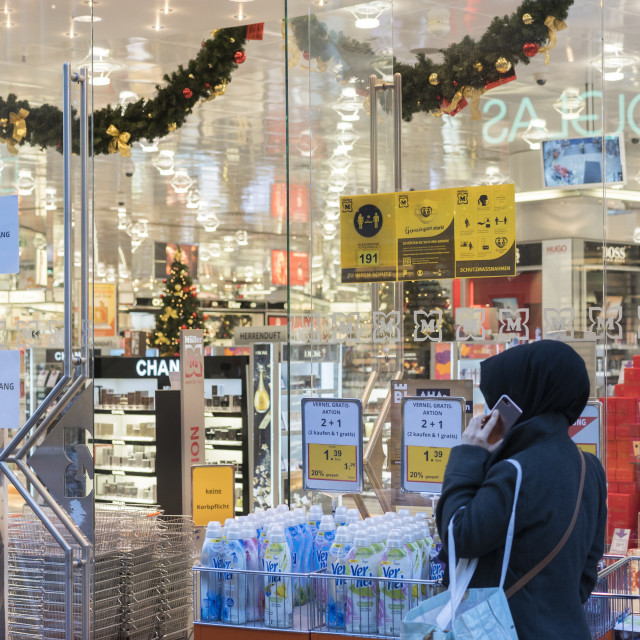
[63,63,73,380]
[393,72,404,372]
[369,75,380,343]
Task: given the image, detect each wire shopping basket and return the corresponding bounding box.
[586,556,640,639]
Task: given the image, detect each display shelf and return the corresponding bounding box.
[94,436,155,443]
[95,408,156,415]
[95,495,156,506]
[205,440,243,447]
[94,466,155,474]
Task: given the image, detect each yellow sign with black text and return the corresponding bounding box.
[340,192,397,283]
[191,465,235,527]
[340,184,516,282]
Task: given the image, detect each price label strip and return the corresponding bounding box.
[401,396,465,493]
[307,443,357,482]
[302,398,363,493]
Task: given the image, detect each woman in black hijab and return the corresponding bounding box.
[436,340,607,639]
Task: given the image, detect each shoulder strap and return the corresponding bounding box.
[505,449,586,599]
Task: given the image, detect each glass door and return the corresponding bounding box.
[0,3,95,638]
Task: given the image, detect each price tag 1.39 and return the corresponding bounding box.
[301,398,363,493]
[401,396,465,493]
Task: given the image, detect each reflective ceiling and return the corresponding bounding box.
[1,0,639,303]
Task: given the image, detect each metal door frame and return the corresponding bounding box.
[0,63,92,640]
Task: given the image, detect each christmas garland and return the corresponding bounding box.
[0,23,263,157]
[0,1,575,158]
[290,0,574,121]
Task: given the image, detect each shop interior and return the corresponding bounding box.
[1,0,640,637]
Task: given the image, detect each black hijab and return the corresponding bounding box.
[479,340,590,426]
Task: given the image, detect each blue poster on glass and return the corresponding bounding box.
[0,195,19,274]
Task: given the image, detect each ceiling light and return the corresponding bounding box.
[138,140,158,153]
[521,118,549,150]
[332,87,362,122]
[322,221,338,239]
[204,221,219,233]
[16,169,36,196]
[325,207,340,221]
[223,236,235,252]
[152,150,175,175]
[73,14,102,22]
[592,44,636,82]
[553,88,586,120]
[233,3,246,20]
[480,166,508,185]
[328,177,349,193]
[44,187,57,210]
[186,189,201,209]
[235,230,248,245]
[119,90,139,106]
[170,169,193,193]
[427,7,450,35]
[349,1,390,29]
[209,243,221,257]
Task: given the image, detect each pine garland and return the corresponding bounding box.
[291,0,574,121]
[0,26,248,156]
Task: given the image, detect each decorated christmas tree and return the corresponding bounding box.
[150,250,205,355]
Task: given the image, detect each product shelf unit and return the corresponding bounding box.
[94,355,250,513]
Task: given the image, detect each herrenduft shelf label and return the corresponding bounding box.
[301,398,363,494]
[401,396,465,494]
[0,195,19,274]
[340,184,516,283]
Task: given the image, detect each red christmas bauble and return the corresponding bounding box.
[192,312,197,317]
[234,50,246,64]
[192,292,197,297]
[203,314,209,321]
[303,51,310,61]
[201,41,206,47]
[523,42,539,57]
[162,278,167,284]
[183,286,190,293]
[452,80,458,87]
[174,352,179,356]
[204,83,210,88]
[183,87,193,99]
[160,294,164,298]
[181,324,187,329]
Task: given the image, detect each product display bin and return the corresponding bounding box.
[193,565,442,638]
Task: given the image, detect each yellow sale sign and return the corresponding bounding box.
[340,184,516,282]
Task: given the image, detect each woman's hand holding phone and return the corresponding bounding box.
[462,410,505,452]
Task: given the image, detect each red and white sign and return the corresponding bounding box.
[569,401,601,459]
[180,329,205,514]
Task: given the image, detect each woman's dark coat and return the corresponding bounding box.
[436,341,607,640]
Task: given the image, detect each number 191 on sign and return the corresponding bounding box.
[358,251,378,265]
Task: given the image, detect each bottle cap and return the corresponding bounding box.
[309,504,323,518]
[277,503,290,512]
[319,514,336,531]
[334,527,351,544]
[206,521,222,534]
[227,523,242,540]
[242,523,258,539]
[386,530,404,548]
[334,505,348,524]
[383,511,397,521]
[397,508,411,518]
[414,511,428,521]
[268,524,286,543]
[353,532,370,547]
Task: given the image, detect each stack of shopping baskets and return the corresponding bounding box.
[7,505,194,640]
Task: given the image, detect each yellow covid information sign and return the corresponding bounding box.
[340,192,397,283]
[340,184,516,282]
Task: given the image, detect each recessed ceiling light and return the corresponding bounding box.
[228,0,254,3]
[150,22,165,31]
[73,14,102,22]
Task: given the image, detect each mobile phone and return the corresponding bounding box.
[485,394,523,444]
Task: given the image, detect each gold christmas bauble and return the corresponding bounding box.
[495,57,512,74]
[473,61,483,73]
[214,83,227,96]
[429,73,439,85]
[522,13,533,25]
[175,284,182,291]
